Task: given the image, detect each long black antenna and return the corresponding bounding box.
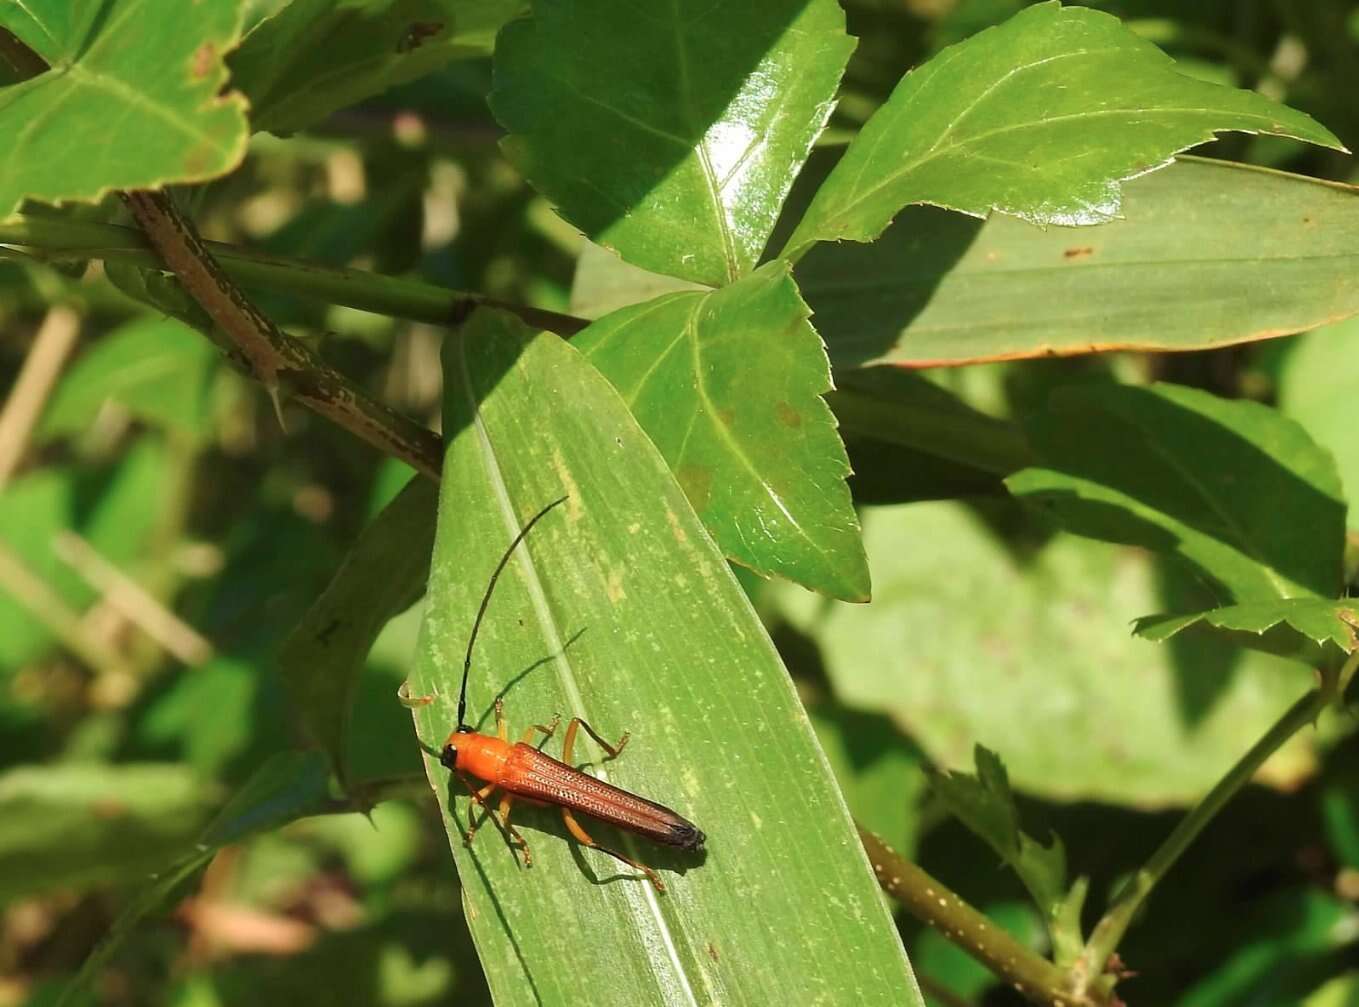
[457,495,568,730]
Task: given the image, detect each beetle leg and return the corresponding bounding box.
[494,697,509,742]
[498,791,533,867]
[457,772,499,846]
[560,806,664,893]
[563,716,630,765]
[519,714,560,750]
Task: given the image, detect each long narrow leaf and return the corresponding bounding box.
[408,310,921,1006]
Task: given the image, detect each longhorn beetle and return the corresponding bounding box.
[438,496,705,892]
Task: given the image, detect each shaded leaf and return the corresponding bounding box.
[769,502,1317,805]
[569,240,705,321]
[0,762,217,901]
[828,366,1031,477]
[408,309,921,1006]
[784,2,1343,258]
[1134,599,1359,669]
[0,441,166,668]
[279,476,437,787]
[40,317,219,442]
[230,0,523,135]
[797,158,1359,369]
[58,751,334,1007]
[0,0,248,218]
[492,0,854,286]
[1007,382,1345,604]
[1278,317,1359,531]
[928,745,1076,954]
[576,261,870,601]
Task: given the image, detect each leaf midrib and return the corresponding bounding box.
[453,336,704,1007]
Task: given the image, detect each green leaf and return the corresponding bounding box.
[797,158,1359,369]
[927,745,1077,954]
[229,0,523,136]
[0,439,166,668]
[1007,383,1345,604]
[58,751,334,1007]
[279,476,437,788]
[784,2,1344,259]
[1278,317,1359,531]
[576,262,870,601]
[569,240,705,321]
[1134,599,1359,669]
[1178,889,1354,1007]
[828,366,1032,477]
[0,0,248,218]
[0,763,217,900]
[491,0,854,286]
[408,309,921,1006]
[769,502,1318,805]
[40,317,219,442]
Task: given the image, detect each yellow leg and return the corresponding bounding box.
[519,714,560,748]
[497,791,535,867]
[562,716,630,764]
[457,773,499,846]
[560,806,664,892]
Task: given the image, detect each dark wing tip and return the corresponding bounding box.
[668,821,706,852]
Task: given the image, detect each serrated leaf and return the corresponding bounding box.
[796,158,1359,369]
[408,309,921,1006]
[1134,599,1359,668]
[40,317,219,441]
[0,0,248,218]
[229,0,523,135]
[928,746,1070,937]
[491,0,854,286]
[575,262,870,601]
[279,476,437,787]
[1007,383,1345,604]
[0,763,217,901]
[784,1,1343,259]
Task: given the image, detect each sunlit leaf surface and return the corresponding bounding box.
[0,0,248,217]
[408,310,922,1007]
[492,0,854,286]
[576,262,869,601]
[785,2,1343,258]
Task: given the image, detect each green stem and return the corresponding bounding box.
[1082,682,1331,977]
[0,213,588,337]
[858,826,1110,1007]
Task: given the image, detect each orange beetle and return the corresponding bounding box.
[438,497,704,892]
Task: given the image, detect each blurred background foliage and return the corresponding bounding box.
[1,1,1358,1005]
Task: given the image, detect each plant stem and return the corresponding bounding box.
[120,191,445,481]
[858,826,1112,1007]
[1081,683,1329,976]
[0,213,588,337]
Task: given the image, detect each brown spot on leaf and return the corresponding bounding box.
[1063,246,1094,260]
[677,464,712,512]
[715,407,735,428]
[774,400,801,428]
[190,42,215,79]
[182,140,219,177]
